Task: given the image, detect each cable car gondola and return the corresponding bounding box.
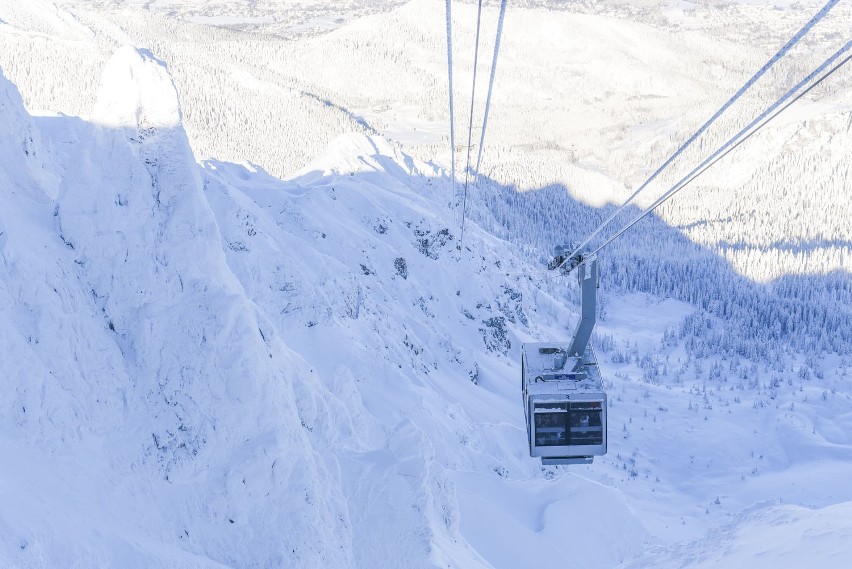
[522,251,607,465]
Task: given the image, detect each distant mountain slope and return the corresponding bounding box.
[2,0,847,289]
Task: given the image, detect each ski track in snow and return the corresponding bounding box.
[1,1,851,568]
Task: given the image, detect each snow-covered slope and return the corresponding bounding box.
[624,501,852,569]
[2,43,631,568]
[1,48,356,568]
[1,1,851,568]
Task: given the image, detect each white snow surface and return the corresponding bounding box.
[1,1,851,568]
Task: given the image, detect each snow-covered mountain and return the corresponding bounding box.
[1,1,850,568]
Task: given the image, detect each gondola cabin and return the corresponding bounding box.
[521,342,607,465]
[522,251,607,465]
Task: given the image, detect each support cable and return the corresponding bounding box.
[562,0,842,265]
[459,0,484,252]
[445,0,457,211]
[473,0,509,180]
[576,42,852,270]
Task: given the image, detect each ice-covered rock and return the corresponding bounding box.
[92,46,181,130]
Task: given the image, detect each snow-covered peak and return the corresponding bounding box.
[0,66,25,118]
[0,67,32,173]
[92,46,181,130]
[292,132,438,187]
[0,67,56,200]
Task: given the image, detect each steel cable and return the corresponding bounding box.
[445,0,457,211]
[580,42,852,269]
[459,0,484,252]
[561,0,843,267]
[473,0,509,181]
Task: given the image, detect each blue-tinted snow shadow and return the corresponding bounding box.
[205,149,852,360]
[461,174,852,358]
[718,238,852,252]
[182,147,852,360]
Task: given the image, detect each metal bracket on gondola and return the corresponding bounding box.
[548,244,583,274]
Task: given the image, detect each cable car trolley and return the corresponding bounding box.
[522,249,607,465]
